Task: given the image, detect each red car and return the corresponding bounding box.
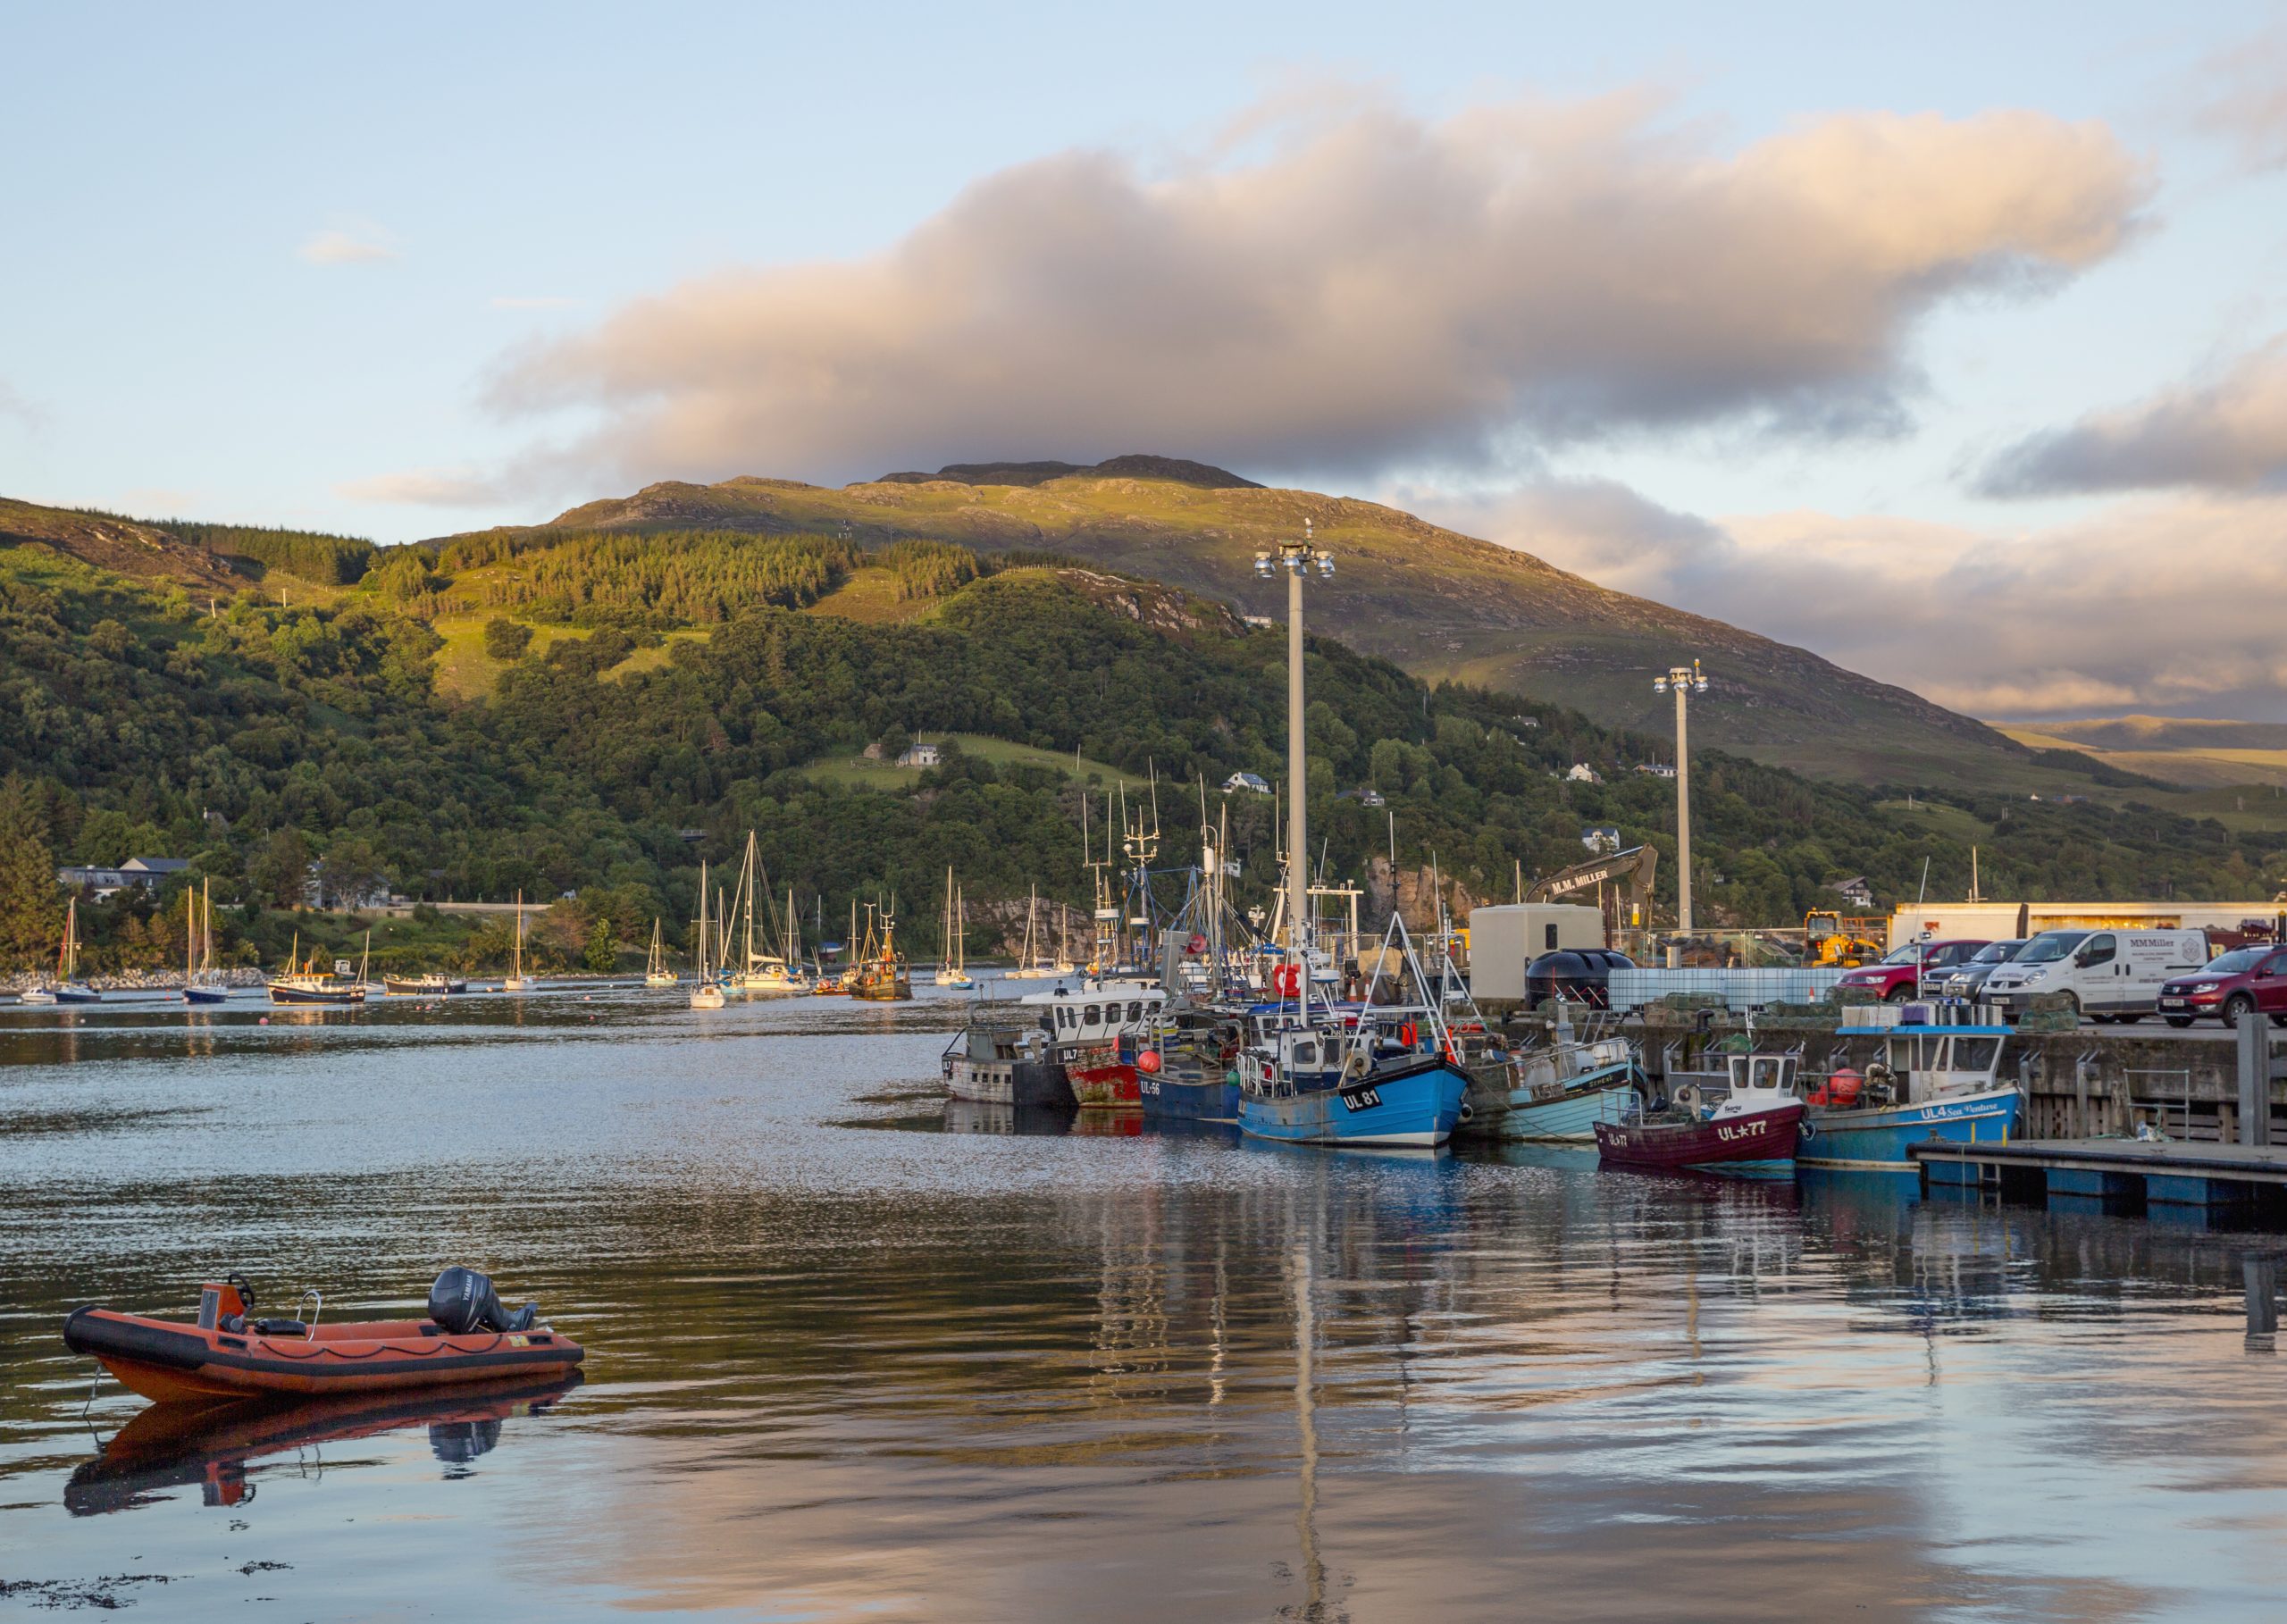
[1834,939,1990,1002]
[2157,947,2287,1029]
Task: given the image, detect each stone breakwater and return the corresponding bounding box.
[2,968,265,992]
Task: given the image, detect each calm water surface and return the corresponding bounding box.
[4,987,2285,1620]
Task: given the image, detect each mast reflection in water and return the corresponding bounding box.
[2,988,2285,1620]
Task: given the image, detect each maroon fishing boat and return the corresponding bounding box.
[1595,1054,1805,1171]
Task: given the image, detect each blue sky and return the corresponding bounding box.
[5,3,2286,718]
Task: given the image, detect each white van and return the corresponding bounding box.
[1981,927,2210,1022]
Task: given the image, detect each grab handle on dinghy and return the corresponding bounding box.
[294,1288,323,1330]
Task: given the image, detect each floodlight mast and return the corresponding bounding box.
[1655,659,1708,939]
[1260,520,1332,987]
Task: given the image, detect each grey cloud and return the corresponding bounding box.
[483,92,2148,487]
[1979,336,2287,496]
[1414,481,2287,722]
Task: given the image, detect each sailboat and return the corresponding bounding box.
[645,918,677,988]
[267,929,368,1005]
[726,833,810,994]
[934,870,973,988]
[502,892,533,992]
[36,898,102,1003]
[1001,885,1059,981]
[690,862,726,1009]
[183,880,228,1004]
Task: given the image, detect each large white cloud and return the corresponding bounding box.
[1980,335,2287,495]
[1414,481,2287,721]
[471,90,2147,489]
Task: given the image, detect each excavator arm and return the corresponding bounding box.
[1526,844,1659,920]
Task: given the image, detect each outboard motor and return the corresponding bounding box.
[427,1267,539,1335]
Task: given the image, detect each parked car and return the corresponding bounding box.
[1834,938,1989,1003]
[1982,928,2211,1023]
[2157,946,2287,1029]
[1939,939,2031,1000]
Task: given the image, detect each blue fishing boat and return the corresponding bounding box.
[1239,1031,1470,1147]
[1504,1065,1637,1140]
[1236,913,1472,1149]
[1798,1022,2020,1171]
[1472,1024,1640,1141]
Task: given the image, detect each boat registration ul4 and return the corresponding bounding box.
[1798,1021,2020,1171]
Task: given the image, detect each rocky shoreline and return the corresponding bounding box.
[1,968,266,993]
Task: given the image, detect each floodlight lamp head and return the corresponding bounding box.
[1653,677,1667,695]
[1253,552,1273,578]
[1695,677,1709,694]
[1315,551,1334,578]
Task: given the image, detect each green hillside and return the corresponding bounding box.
[6,490,2287,976]
[476,459,2115,795]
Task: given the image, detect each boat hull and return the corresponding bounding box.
[265,984,363,1006]
[942,1052,1073,1109]
[63,1308,583,1404]
[54,985,102,1004]
[1798,1085,2020,1170]
[382,976,465,995]
[1240,1059,1470,1147]
[1139,1067,1241,1122]
[1065,1042,1141,1109]
[1502,1074,1636,1142]
[1596,1101,1804,1170]
[182,987,230,1005]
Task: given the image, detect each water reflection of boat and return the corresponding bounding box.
[942,1100,1074,1135]
[66,1373,582,1516]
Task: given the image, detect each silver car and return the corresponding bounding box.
[1940,939,2031,1000]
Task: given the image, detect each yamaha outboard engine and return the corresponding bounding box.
[427,1266,539,1335]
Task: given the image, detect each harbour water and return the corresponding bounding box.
[4,988,2287,1620]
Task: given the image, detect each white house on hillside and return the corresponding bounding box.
[1223,771,1272,795]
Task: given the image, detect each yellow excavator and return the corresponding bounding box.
[1803,910,1886,967]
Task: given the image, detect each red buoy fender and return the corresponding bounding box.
[1137,1050,1162,1074]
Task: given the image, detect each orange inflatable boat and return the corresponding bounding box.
[65,1275,583,1404]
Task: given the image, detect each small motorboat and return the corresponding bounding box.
[64,1269,582,1405]
[383,973,465,996]
[1596,1051,1805,1172]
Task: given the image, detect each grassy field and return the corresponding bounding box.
[431,617,710,699]
[803,566,939,624]
[796,733,1139,791]
[1872,798,1993,843]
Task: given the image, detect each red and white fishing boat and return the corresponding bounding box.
[1596,1051,1805,1172]
[1018,976,1165,1109]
